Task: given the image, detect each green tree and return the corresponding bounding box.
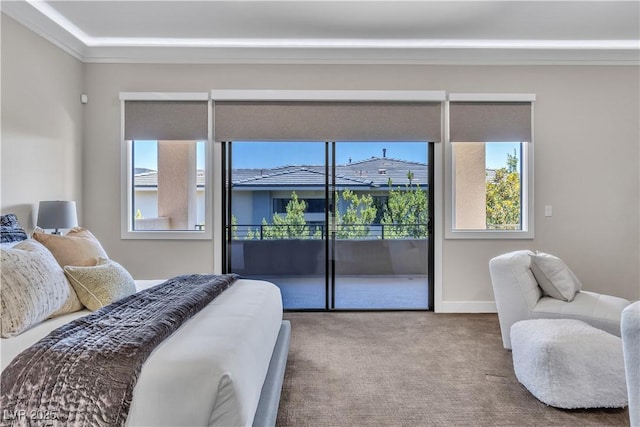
[262,192,310,239]
[486,154,521,230]
[506,149,518,173]
[246,228,257,240]
[231,214,238,239]
[381,181,428,238]
[407,170,415,185]
[336,189,377,239]
[230,214,258,239]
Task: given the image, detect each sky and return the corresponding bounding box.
[133,141,520,171]
[133,141,206,170]
[485,142,521,170]
[231,142,427,168]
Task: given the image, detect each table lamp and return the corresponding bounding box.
[36,201,78,235]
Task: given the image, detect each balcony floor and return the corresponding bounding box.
[253,275,429,310]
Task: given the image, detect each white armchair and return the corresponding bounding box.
[622,301,640,427]
[489,250,631,349]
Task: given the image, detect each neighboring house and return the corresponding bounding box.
[233,156,427,226]
[134,156,428,229]
[133,169,206,227]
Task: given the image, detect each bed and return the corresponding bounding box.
[0,216,290,427]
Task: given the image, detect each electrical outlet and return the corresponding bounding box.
[544,205,553,217]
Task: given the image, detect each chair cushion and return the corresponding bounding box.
[530,291,631,337]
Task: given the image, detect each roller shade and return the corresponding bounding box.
[124,101,208,141]
[450,102,532,142]
[214,101,442,142]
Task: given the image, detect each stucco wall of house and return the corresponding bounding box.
[453,142,487,230]
[0,14,84,228]
[251,192,270,225]
[133,189,206,227]
[231,192,253,225]
[3,15,638,308]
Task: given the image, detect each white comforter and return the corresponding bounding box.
[1,278,283,427]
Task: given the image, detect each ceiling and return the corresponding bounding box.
[2,1,639,64]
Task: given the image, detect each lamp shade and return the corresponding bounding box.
[36,201,78,232]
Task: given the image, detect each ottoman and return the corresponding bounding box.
[511,319,628,409]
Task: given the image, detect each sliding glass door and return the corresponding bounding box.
[225,141,327,309]
[332,142,429,309]
[224,141,431,310]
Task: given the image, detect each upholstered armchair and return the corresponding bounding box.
[489,250,631,349]
[622,301,640,427]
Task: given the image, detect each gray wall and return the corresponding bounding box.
[3,15,639,308]
[1,14,84,228]
[82,63,640,306]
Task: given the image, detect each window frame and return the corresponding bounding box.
[120,92,212,240]
[444,93,535,239]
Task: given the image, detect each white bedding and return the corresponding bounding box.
[1,278,283,427]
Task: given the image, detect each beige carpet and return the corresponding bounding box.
[277,312,629,427]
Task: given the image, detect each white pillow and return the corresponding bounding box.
[0,240,77,337]
[64,257,136,311]
[529,251,582,302]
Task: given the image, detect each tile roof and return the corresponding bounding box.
[336,157,427,188]
[134,156,428,189]
[134,170,206,187]
[234,166,373,187]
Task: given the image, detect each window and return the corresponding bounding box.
[120,93,211,239]
[452,141,526,230]
[274,198,325,214]
[132,140,206,230]
[446,95,534,239]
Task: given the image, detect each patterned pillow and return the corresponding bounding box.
[1,214,28,244]
[33,227,108,267]
[64,257,136,311]
[0,240,80,337]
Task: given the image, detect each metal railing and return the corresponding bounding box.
[229,223,429,240]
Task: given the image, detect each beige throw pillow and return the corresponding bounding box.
[0,240,81,337]
[33,227,108,267]
[529,252,582,302]
[64,257,136,311]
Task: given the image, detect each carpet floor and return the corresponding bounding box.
[277,312,629,427]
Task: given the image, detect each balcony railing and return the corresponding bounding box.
[229,223,429,240]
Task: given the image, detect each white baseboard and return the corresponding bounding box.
[435,300,497,313]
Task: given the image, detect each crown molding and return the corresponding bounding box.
[80,46,640,65]
[2,1,86,61]
[3,2,639,66]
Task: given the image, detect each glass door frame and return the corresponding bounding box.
[222,140,434,311]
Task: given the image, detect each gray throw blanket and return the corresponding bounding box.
[1,273,238,427]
